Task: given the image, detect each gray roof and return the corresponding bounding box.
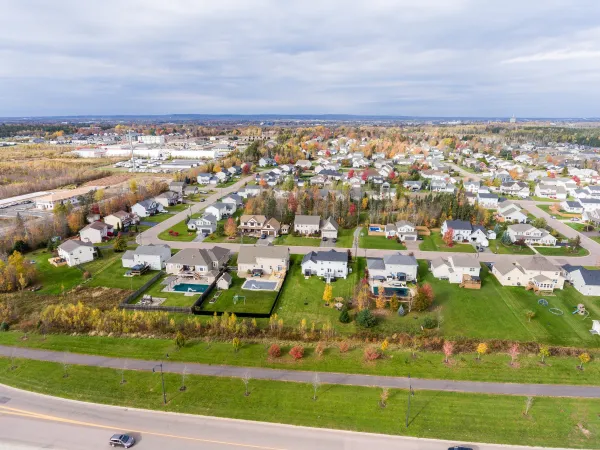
[508,223,536,233]
[383,253,418,266]
[167,246,229,266]
[450,255,479,268]
[445,220,473,231]
[302,249,348,265]
[294,215,321,226]
[134,244,171,256]
[493,260,520,276]
[366,258,386,271]
[121,250,135,261]
[238,245,289,265]
[478,193,498,199]
[58,239,93,252]
[322,216,339,230]
[219,272,232,283]
[81,221,108,231]
[519,256,559,272]
[137,199,157,209]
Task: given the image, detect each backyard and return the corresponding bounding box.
[200,272,279,314]
[359,234,407,250]
[134,275,200,307]
[418,233,476,253]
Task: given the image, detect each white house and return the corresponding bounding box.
[563,265,600,296]
[294,215,321,235]
[561,201,584,214]
[430,256,480,284]
[301,250,348,280]
[57,240,95,267]
[496,202,528,223]
[535,183,567,200]
[104,211,137,230]
[320,216,339,239]
[123,244,172,270]
[384,221,418,241]
[441,220,490,246]
[477,193,500,209]
[577,198,600,213]
[505,224,557,246]
[188,214,217,234]
[131,199,162,218]
[79,221,112,244]
[238,245,290,275]
[492,257,564,290]
[366,253,418,281]
[205,202,234,220]
[155,191,179,208]
[499,181,530,198]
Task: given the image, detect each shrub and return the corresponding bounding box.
[338,306,351,323]
[422,317,438,329]
[356,309,377,328]
[0,322,8,332]
[315,341,325,357]
[268,343,281,358]
[338,341,350,353]
[364,346,381,361]
[289,345,304,360]
[174,331,186,349]
[82,271,91,280]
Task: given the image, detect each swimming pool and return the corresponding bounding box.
[172,283,209,293]
[373,286,410,297]
[241,280,278,291]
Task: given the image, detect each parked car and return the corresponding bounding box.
[200,199,205,202]
[109,434,135,448]
[332,238,337,243]
[571,217,580,222]
[322,237,328,242]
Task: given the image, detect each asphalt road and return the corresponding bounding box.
[2,345,598,398]
[0,384,565,450]
[138,175,600,266]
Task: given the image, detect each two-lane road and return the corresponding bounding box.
[0,384,560,450]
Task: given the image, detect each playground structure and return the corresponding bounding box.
[233,294,246,305]
[573,303,590,319]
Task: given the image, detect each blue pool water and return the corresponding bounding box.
[373,286,410,297]
[172,283,209,293]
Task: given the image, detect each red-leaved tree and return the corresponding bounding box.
[289,345,304,360]
[443,228,454,247]
[268,344,281,359]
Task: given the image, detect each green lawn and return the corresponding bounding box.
[273,234,322,246]
[167,203,193,213]
[492,242,536,255]
[0,331,598,386]
[335,227,355,248]
[530,196,560,202]
[134,275,198,307]
[421,261,600,348]
[419,233,476,253]
[141,212,175,223]
[204,234,258,244]
[359,234,407,250]
[565,222,592,232]
[85,257,158,290]
[157,220,197,242]
[200,273,278,314]
[1,358,598,449]
[534,246,590,257]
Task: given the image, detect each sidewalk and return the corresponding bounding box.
[1,345,599,398]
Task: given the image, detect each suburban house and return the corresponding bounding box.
[384,221,418,241]
[196,173,214,185]
[103,211,138,231]
[576,198,600,213]
[154,191,180,208]
[238,215,281,237]
[183,186,198,197]
[237,245,290,275]
[561,200,584,214]
[258,157,276,167]
[492,257,564,291]
[320,216,339,239]
[165,246,230,276]
[505,224,557,246]
[132,199,162,218]
[294,215,321,235]
[583,209,600,225]
[222,194,243,208]
[122,244,172,270]
[187,214,217,234]
[205,202,235,220]
[168,181,187,195]
[496,202,528,223]
[464,181,480,193]
[430,255,481,284]
[534,183,567,200]
[499,181,531,198]
[238,185,262,199]
[563,265,600,296]
[301,250,349,280]
[57,239,96,267]
[477,193,499,209]
[403,180,422,191]
[79,221,112,244]
[366,253,418,282]
[440,220,491,246]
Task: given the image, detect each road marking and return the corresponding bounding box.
[0,405,286,450]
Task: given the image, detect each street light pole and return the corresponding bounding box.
[152,363,167,405]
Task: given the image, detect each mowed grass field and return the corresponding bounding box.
[419,233,476,253]
[359,234,407,250]
[0,358,598,449]
[200,273,278,314]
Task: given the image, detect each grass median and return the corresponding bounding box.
[0,357,597,448]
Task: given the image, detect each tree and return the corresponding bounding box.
[380,338,389,352]
[113,234,127,252]
[129,179,138,193]
[532,217,547,229]
[356,284,370,310]
[242,370,251,396]
[508,343,519,366]
[232,337,241,352]
[322,284,333,303]
[224,217,237,238]
[361,197,368,210]
[375,289,386,309]
[476,342,488,360]
[356,309,377,328]
[364,346,381,361]
[538,345,550,364]
[312,373,321,401]
[578,352,591,370]
[175,331,186,349]
[525,310,536,322]
[442,228,454,247]
[412,284,434,312]
[443,340,454,363]
[389,293,399,311]
[339,341,350,353]
[379,388,389,408]
[349,203,357,216]
[338,305,351,323]
[524,396,534,416]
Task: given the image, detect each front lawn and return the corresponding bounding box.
[565,222,591,232]
[204,234,258,244]
[140,213,174,223]
[334,227,355,248]
[273,234,322,246]
[530,196,560,202]
[492,242,536,255]
[2,358,598,449]
[200,273,278,314]
[419,233,476,253]
[158,220,197,242]
[359,234,407,250]
[534,246,589,257]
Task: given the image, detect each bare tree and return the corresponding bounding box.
[242,370,251,397]
[62,353,70,378]
[524,396,534,416]
[312,373,321,401]
[379,387,389,408]
[180,366,188,392]
[9,348,17,371]
[119,362,127,385]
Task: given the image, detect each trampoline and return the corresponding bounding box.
[538,299,549,307]
[549,308,564,316]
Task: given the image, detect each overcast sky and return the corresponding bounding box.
[2,0,600,117]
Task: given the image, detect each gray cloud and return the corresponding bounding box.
[1,0,600,117]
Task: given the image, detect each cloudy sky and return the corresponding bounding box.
[1,0,600,117]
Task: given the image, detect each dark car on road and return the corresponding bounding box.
[109,434,135,448]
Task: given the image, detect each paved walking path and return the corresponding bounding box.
[2,345,599,398]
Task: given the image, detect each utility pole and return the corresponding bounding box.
[152,363,167,405]
[405,374,414,428]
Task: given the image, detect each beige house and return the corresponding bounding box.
[238,245,290,276]
[104,211,137,230]
[238,215,281,237]
[492,256,564,291]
